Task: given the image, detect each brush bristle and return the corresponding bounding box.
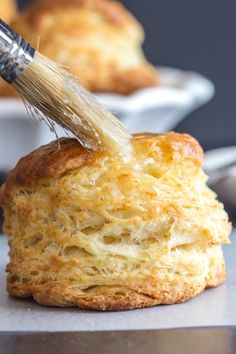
[13,52,132,157]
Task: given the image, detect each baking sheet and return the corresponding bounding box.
[0,230,235,333]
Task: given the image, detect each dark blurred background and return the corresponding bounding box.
[18,0,236,151]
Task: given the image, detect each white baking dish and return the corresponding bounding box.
[0,67,214,171]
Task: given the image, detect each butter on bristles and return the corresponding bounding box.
[14,52,132,159]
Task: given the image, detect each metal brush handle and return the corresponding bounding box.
[0,19,35,83]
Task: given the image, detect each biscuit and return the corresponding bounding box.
[0,0,16,24]
[0,0,158,97]
[0,133,231,310]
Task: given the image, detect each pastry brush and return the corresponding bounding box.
[0,19,131,156]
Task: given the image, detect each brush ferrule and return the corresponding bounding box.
[0,19,35,83]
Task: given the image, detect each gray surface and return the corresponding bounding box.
[0,230,235,332]
[1,328,236,354]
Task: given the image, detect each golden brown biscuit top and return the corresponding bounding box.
[17,0,137,29]
[5,138,100,188]
[133,132,204,164]
[0,133,204,205]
